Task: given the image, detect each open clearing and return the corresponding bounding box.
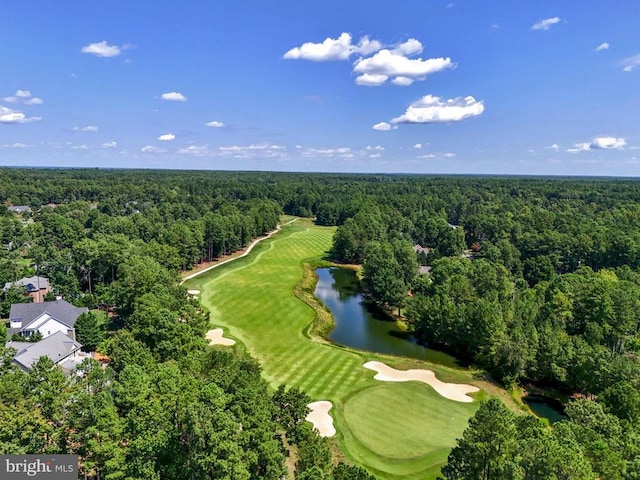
[183,219,481,479]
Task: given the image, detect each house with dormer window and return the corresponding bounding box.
[8,300,88,341]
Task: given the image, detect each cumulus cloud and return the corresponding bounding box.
[390,95,484,124]
[205,120,225,128]
[161,92,188,102]
[158,133,176,141]
[414,143,423,149]
[141,145,167,153]
[353,40,453,86]
[372,122,392,131]
[73,125,98,132]
[81,41,121,57]
[622,54,640,72]
[102,141,118,148]
[531,17,561,31]
[365,145,385,151]
[0,106,41,124]
[3,90,43,105]
[283,33,382,61]
[567,136,626,153]
[2,142,30,148]
[595,42,610,52]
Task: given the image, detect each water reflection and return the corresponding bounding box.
[314,267,459,368]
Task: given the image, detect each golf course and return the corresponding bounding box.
[183,218,485,479]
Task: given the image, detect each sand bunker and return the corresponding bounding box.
[364,361,479,403]
[187,289,200,295]
[206,328,235,346]
[306,401,336,437]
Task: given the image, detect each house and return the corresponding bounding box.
[8,299,88,341]
[6,331,86,373]
[413,244,430,255]
[418,266,432,275]
[7,205,31,214]
[3,275,51,303]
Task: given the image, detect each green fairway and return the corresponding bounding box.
[183,219,480,479]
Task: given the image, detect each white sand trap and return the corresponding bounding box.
[187,289,200,295]
[206,328,235,346]
[364,361,479,403]
[306,401,336,437]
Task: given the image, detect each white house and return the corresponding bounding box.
[8,300,88,341]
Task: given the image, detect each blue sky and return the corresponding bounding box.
[1,1,639,175]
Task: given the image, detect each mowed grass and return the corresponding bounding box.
[183,219,480,479]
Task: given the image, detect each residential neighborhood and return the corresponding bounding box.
[4,299,89,372]
[3,275,51,303]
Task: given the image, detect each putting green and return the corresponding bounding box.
[183,219,481,479]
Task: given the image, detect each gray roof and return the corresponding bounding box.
[9,300,87,329]
[3,275,50,292]
[8,331,82,371]
[8,205,31,213]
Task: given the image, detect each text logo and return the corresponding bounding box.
[1,455,78,479]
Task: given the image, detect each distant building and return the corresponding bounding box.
[3,275,51,303]
[8,299,88,341]
[413,244,430,255]
[7,205,31,214]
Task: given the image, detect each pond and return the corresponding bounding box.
[314,267,460,368]
[523,394,566,423]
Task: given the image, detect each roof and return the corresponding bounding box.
[9,300,87,329]
[3,275,50,292]
[413,244,430,254]
[7,205,31,213]
[8,331,82,371]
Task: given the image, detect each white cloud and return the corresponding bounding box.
[443,152,456,158]
[595,42,610,52]
[355,73,389,86]
[622,54,640,72]
[591,136,626,149]
[178,145,211,156]
[548,144,560,151]
[391,95,484,124]
[161,92,188,102]
[214,143,288,159]
[417,153,436,159]
[205,120,225,128]
[81,41,121,57]
[353,43,453,86]
[73,125,98,132]
[372,122,392,131]
[0,106,41,124]
[102,141,118,148]
[158,133,176,141]
[2,142,30,148]
[71,144,89,150]
[531,17,561,31]
[3,90,43,105]
[568,136,626,153]
[414,143,423,149]
[365,145,384,151]
[283,33,382,61]
[391,76,414,86]
[141,145,167,153]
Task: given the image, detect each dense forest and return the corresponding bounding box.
[2,168,640,478]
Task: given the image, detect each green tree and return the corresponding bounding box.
[75,311,105,352]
